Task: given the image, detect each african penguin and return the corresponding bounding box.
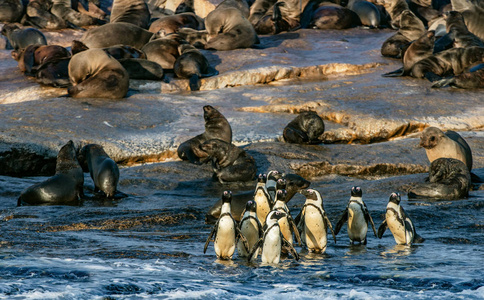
[297,188,336,253]
[237,200,263,258]
[272,183,302,248]
[265,170,281,204]
[253,173,272,226]
[248,210,300,264]
[377,192,424,245]
[334,186,377,245]
[204,190,249,259]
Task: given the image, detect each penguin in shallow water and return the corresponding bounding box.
[248,210,300,264]
[272,181,302,249]
[253,173,272,226]
[204,191,249,259]
[237,200,263,258]
[265,170,281,204]
[297,188,336,253]
[334,186,377,245]
[377,192,424,245]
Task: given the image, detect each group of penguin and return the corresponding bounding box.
[204,170,424,264]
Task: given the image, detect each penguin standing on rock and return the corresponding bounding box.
[334,186,377,245]
[253,173,272,226]
[237,200,264,258]
[377,192,424,245]
[297,188,336,253]
[248,210,300,264]
[204,191,249,259]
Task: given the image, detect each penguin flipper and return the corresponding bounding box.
[282,236,300,261]
[235,223,250,253]
[203,222,218,253]
[413,232,425,244]
[323,212,337,244]
[248,238,263,261]
[334,208,349,236]
[363,203,378,237]
[287,213,302,246]
[377,220,387,239]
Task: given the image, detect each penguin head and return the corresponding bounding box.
[257,173,267,183]
[245,200,257,212]
[266,170,281,181]
[276,189,287,202]
[300,188,321,202]
[389,192,401,205]
[222,190,232,203]
[268,210,286,221]
[276,178,287,190]
[351,186,363,198]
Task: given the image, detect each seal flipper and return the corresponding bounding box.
[431,77,454,88]
[382,67,405,77]
[377,220,387,238]
[201,66,219,78]
[189,74,201,91]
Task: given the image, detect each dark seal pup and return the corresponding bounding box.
[68,49,129,99]
[432,63,484,89]
[174,44,218,91]
[110,0,151,29]
[18,140,84,206]
[283,111,325,144]
[408,158,471,200]
[78,144,120,198]
[0,0,24,23]
[80,22,154,49]
[177,105,232,164]
[309,4,360,30]
[199,139,257,183]
[1,23,47,50]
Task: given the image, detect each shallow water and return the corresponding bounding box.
[0,172,482,299]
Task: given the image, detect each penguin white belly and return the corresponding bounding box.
[237,217,259,256]
[386,211,407,245]
[303,207,327,252]
[214,216,236,259]
[347,204,368,242]
[278,216,293,245]
[254,192,270,225]
[261,228,282,264]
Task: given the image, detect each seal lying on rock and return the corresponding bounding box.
[200,139,257,183]
[1,23,47,50]
[174,44,218,91]
[78,144,123,198]
[177,105,232,164]
[283,111,325,144]
[18,140,84,206]
[419,126,473,171]
[432,63,484,89]
[68,49,129,99]
[0,0,24,23]
[80,22,154,49]
[408,158,471,199]
[11,44,70,74]
[110,0,150,29]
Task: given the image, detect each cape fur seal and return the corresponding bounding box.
[78,144,121,198]
[381,9,426,58]
[141,34,187,70]
[199,139,257,183]
[177,105,232,164]
[309,4,360,30]
[432,63,484,89]
[18,140,84,206]
[51,0,102,27]
[148,12,204,35]
[68,49,129,99]
[444,11,483,49]
[408,158,471,200]
[174,44,218,91]
[80,22,154,49]
[1,24,47,50]
[375,0,409,29]
[0,0,24,23]
[23,0,66,29]
[347,0,381,28]
[11,44,70,74]
[283,111,325,144]
[205,7,259,50]
[35,57,71,87]
[419,127,473,171]
[110,0,150,29]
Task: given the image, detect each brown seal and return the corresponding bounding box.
[381,9,426,58]
[432,63,484,89]
[205,7,259,50]
[419,127,473,171]
[408,158,471,200]
[148,12,204,35]
[199,139,257,183]
[51,0,102,27]
[375,0,409,29]
[283,111,325,144]
[444,11,483,48]
[309,4,360,30]
[71,40,146,59]
[18,140,84,206]
[110,0,150,29]
[35,57,71,87]
[68,49,129,99]
[141,34,187,70]
[23,0,66,29]
[80,22,154,49]
[347,0,381,28]
[11,44,70,74]
[0,0,24,23]
[174,44,218,91]
[78,144,120,198]
[217,0,250,18]
[177,105,232,164]
[1,23,47,50]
